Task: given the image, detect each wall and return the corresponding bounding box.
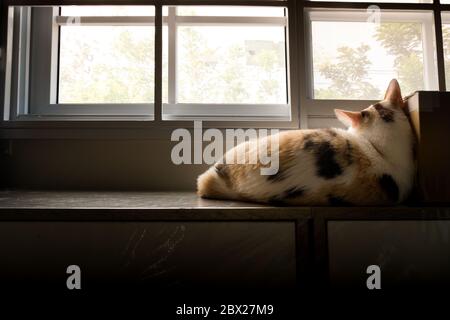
[2,118,343,191]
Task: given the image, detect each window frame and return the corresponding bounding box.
[1,0,297,129]
[302,0,449,127]
[162,6,290,121]
[33,7,154,120]
[306,9,439,98]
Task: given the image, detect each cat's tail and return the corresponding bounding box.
[197,164,239,200]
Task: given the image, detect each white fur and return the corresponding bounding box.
[198,93,415,205]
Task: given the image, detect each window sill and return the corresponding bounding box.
[0,190,448,221]
[0,118,299,139]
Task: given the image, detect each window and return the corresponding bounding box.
[1,0,450,130]
[2,4,291,122]
[302,0,450,129]
[308,10,438,100]
[162,6,289,120]
[6,5,156,118]
[441,12,450,90]
[58,6,155,104]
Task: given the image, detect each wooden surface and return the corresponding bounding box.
[0,190,449,221]
[0,190,449,290]
[0,190,311,221]
[0,190,269,209]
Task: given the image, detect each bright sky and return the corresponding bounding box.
[55,5,442,100]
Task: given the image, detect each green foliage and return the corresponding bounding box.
[375,23,422,58]
[316,22,425,99]
[315,45,380,99]
[61,24,286,104]
[442,25,450,89]
[178,27,222,103]
[178,27,285,103]
[375,23,423,95]
[59,28,154,104]
[394,53,423,95]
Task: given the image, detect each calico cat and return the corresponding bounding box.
[197,79,415,205]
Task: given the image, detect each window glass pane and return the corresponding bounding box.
[177,6,285,17]
[58,26,154,104]
[442,12,450,90]
[310,10,438,100]
[60,6,155,16]
[175,26,287,104]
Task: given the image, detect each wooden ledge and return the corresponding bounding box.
[0,190,449,221]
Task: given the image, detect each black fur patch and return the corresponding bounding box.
[267,169,287,183]
[374,104,394,123]
[303,139,315,150]
[268,197,287,206]
[284,187,305,199]
[269,187,305,206]
[328,195,353,206]
[313,141,343,179]
[379,174,399,203]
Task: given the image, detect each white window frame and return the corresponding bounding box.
[162,6,290,121]
[306,10,438,95]
[4,4,292,123]
[2,0,450,137]
[18,6,156,120]
[303,7,442,128]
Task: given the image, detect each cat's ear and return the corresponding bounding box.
[384,79,404,107]
[334,109,362,127]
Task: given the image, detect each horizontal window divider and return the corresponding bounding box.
[308,9,434,23]
[49,103,154,107]
[9,114,155,122]
[303,2,438,11]
[55,16,286,27]
[55,16,156,26]
[0,122,299,140]
[162,1,288,6]
[162,115,291,122]
[174,16,286,26]
[34,103,154,116]
[4,0,288,6]
[3,1,159,6]
[163,103,290,118]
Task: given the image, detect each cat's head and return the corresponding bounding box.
[334,79,410,139]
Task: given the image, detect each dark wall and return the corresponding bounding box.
[6,139,209,191]
[2,119,340,191]
[0,221,296,290]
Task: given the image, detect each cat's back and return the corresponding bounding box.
[197,127,407,205]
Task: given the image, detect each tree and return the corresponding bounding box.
[315,22,426,99]
[375,23,423,96]
[59,27,155,103]
[315,44,380,99]
[442,25,450,88]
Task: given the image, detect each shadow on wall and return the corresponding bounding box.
[7,139,209,191]
[0,140,12,188]
[5,117,344,191]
